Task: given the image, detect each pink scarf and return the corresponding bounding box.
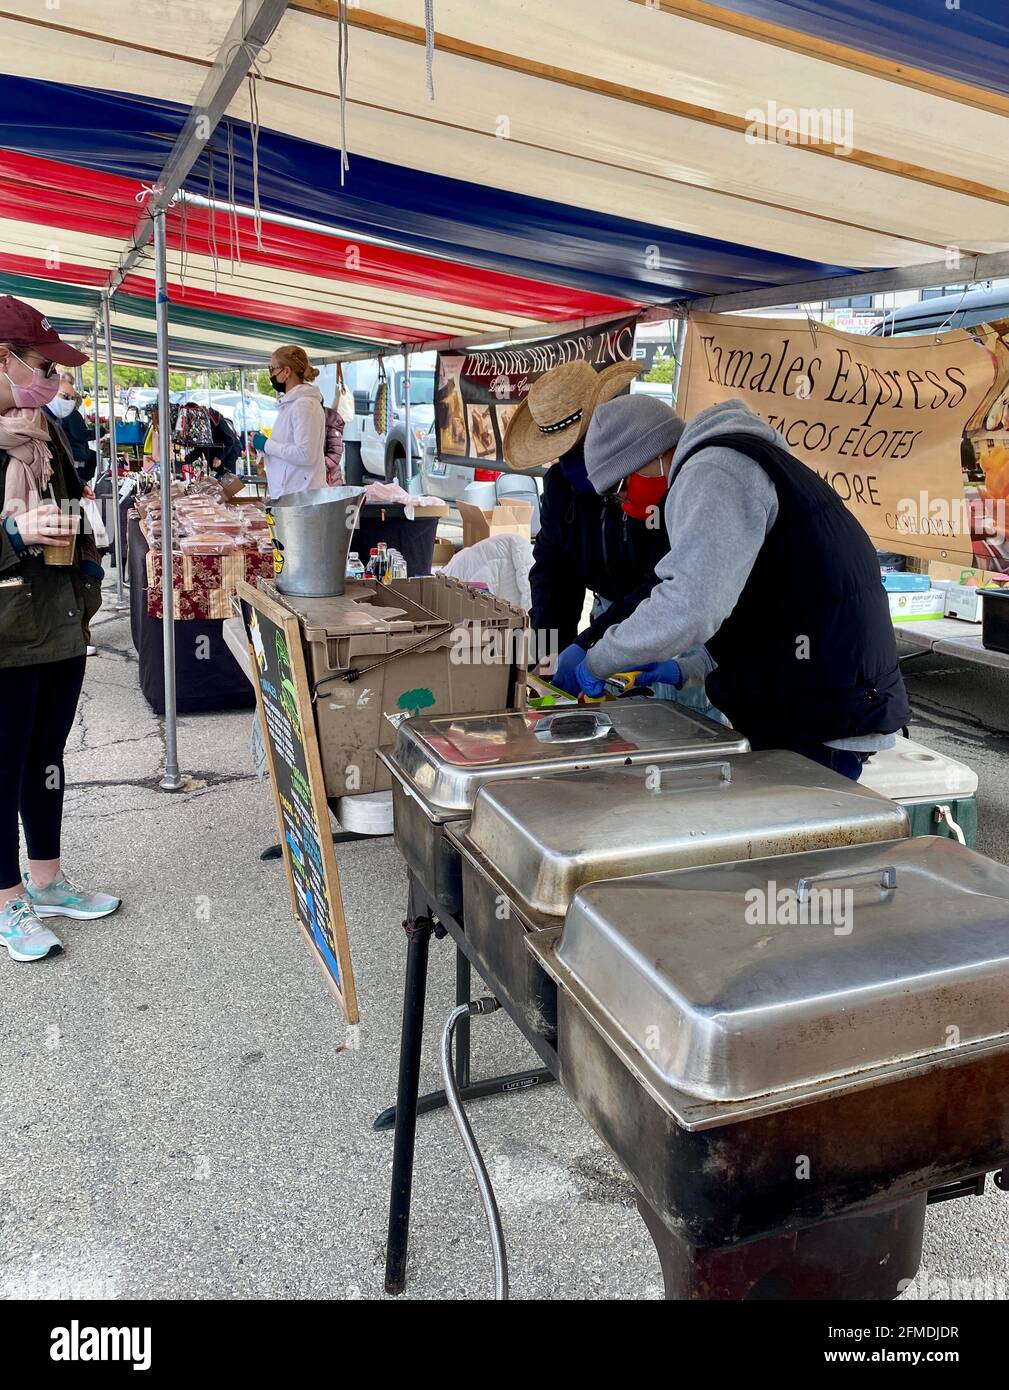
[0,407,53,516]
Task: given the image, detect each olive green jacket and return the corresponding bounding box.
[0,422,104,669]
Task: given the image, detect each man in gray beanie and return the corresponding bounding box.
[581,393,685,495]
[571,396,910,781]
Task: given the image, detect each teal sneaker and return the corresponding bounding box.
[0,897,63,961]
[24,871,121,921]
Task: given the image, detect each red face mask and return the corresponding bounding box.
[621,471,668,521]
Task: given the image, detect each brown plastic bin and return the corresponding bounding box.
[270,576,527,796]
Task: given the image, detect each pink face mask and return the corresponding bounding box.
[4,350,60,409]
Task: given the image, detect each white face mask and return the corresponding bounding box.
[48,394,76,419]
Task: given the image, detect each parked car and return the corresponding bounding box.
[630,377,679,403]
[420,423,484,503]
[870,285,1009,337]
[419,424,542,533]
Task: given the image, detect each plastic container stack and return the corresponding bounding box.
[138,480,272,557]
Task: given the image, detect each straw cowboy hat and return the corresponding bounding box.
[503,358,643,471]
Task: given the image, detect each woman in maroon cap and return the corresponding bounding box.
[0,295,121,963]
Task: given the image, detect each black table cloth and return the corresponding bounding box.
[127,516,256,715]
[352,505,439,577]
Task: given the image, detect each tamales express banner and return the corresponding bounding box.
[435,315,637,467]
[680,313,1000,568]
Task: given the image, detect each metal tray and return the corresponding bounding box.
[386,699,750,819]
[534,837,1009,1119]
[465,750,909,917]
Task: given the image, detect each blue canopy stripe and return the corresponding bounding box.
[0,75,855,306]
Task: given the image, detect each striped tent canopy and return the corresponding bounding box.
[1,0,1006,366]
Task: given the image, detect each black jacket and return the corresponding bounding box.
[694,431,911,747]
[0,425,104,668]
[183,411,243,474]
[529,450,670,655]
[45,404,92,474]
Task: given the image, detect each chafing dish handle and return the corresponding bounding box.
[796,865,897,900]
[532,710,613,743]
[646,760,733,790]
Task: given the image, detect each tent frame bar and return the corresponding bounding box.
[665,251,1009,317]
[103,0,290,306]
[328,305,673,364]
[324,248,1009,364]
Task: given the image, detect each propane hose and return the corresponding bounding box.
[441,998,509,1301]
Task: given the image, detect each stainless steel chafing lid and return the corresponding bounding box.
[465,750,909,917]
[554,837,1009,1104]
[388,699,749,814]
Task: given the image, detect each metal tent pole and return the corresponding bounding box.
[671,319,688,406]
[154,208,184,792]
[91,332,102,484]
[402,346,411,487]
[240,368,252,475]
[101,293,127,608]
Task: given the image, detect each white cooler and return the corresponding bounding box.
[860,738,979,847]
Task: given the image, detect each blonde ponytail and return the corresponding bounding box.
[274,344,318,382]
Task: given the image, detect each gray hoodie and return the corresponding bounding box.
[585,399,892,752]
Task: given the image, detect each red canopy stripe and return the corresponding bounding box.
[0,152,635,324]
[0,251,453,344]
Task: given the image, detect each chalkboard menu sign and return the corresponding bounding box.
[238,581,359,1022]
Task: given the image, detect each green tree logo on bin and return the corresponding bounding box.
[396,687,436,718]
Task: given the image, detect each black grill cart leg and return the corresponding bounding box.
[384,915,435,1296]
[454,946,472,1090]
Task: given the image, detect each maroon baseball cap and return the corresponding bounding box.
[0,294,88,367]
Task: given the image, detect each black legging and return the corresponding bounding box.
[0,656,86,887]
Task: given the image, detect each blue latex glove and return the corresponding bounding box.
[550,642,586,696]
[574,654,607,699]
[636,659,684,690]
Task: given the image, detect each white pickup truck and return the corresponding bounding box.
[317,354,436,487]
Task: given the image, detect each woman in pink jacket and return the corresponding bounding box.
[263,345,327,498]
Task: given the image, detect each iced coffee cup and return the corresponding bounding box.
[42,501,79,566]
[42,531,77,566]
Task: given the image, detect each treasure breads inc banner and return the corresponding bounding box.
[435,314,638,467]
[680,313,999,566]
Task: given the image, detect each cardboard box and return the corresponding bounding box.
[943,586,985,623]
[431,538,458,567]
[887,588,946,622]
[457,500,533,549]
[927,560,1009,589]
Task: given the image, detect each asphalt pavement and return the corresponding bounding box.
[2,598,1008,1301]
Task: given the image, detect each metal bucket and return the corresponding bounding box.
[267,484,366,597]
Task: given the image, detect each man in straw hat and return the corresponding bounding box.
[504,359,718,712]
[566,395,910,780]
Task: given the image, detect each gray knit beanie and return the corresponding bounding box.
[583,394,685,493]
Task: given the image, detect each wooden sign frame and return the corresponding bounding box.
[238,579,359,1022]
